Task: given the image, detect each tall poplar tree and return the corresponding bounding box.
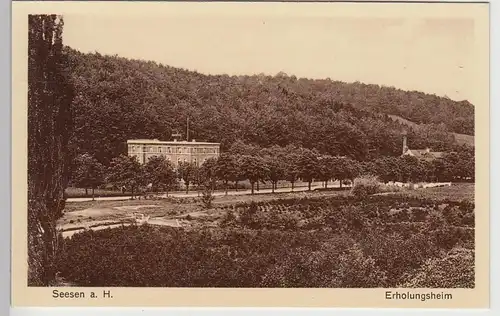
[28,15,74,286]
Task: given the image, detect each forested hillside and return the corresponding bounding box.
[65,48,474,166]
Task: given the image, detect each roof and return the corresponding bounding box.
[404,149,445,161]
[127,139,220,146]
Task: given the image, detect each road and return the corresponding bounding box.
[66,182,336,203]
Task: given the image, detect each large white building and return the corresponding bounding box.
[127,138,221,167]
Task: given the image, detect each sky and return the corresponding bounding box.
[63,14,477,104]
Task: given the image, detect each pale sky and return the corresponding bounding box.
[63,14,477,104]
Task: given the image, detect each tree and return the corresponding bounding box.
[199,157,218,192]
[342,158,361,186]
[228,140,260,156]
[284,149,301,191]
[71,153,105,200]
[177,161,198,194]
[373,156,401,184]
[240,155,268,195]
[316,155,335,188]
[28,15,74,285]
[106,155,144,199]
[398,155,420,183]
[215,153,239,195]
[143,156,177,195]
[430,158,446,182]
[264,155,285,193]
[298,148,319,191]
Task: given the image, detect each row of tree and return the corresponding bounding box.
[71,143,474,199]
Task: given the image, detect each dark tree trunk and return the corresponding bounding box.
[308,181,312,191]
[225,180,228,195]
[291,181,295,192]
[91,187,95,201]
[85,188,88,196]
[251,182,255,195]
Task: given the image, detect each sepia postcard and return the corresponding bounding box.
[11,0,490,309]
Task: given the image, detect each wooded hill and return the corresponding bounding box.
[65,47,474,165]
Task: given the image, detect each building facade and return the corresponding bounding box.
[401,135,444,161]
[127,139,221,167]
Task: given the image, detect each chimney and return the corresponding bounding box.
[402,135,408,155]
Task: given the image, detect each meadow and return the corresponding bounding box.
[56,184,475,288]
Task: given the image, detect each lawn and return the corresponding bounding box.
[385,183,474,202]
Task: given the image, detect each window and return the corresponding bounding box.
[158,147,162,153]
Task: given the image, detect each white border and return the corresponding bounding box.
[5,0,498,315]
[3,0,11,315]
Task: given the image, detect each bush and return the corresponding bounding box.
[56,193,476,288]
[200,187,215,209]
[400,247,475,288]
[351,176,382,198]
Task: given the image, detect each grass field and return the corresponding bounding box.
[383,183,474,202]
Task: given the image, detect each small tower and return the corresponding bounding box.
[402,131,408,155]
[172,131,182,141]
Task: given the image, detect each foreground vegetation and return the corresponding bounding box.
[56,189,475,288]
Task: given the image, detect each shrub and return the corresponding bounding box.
[201,187,215,209]
[56,193,475,288]
[351,176,382,198]
[400,247,475,288]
